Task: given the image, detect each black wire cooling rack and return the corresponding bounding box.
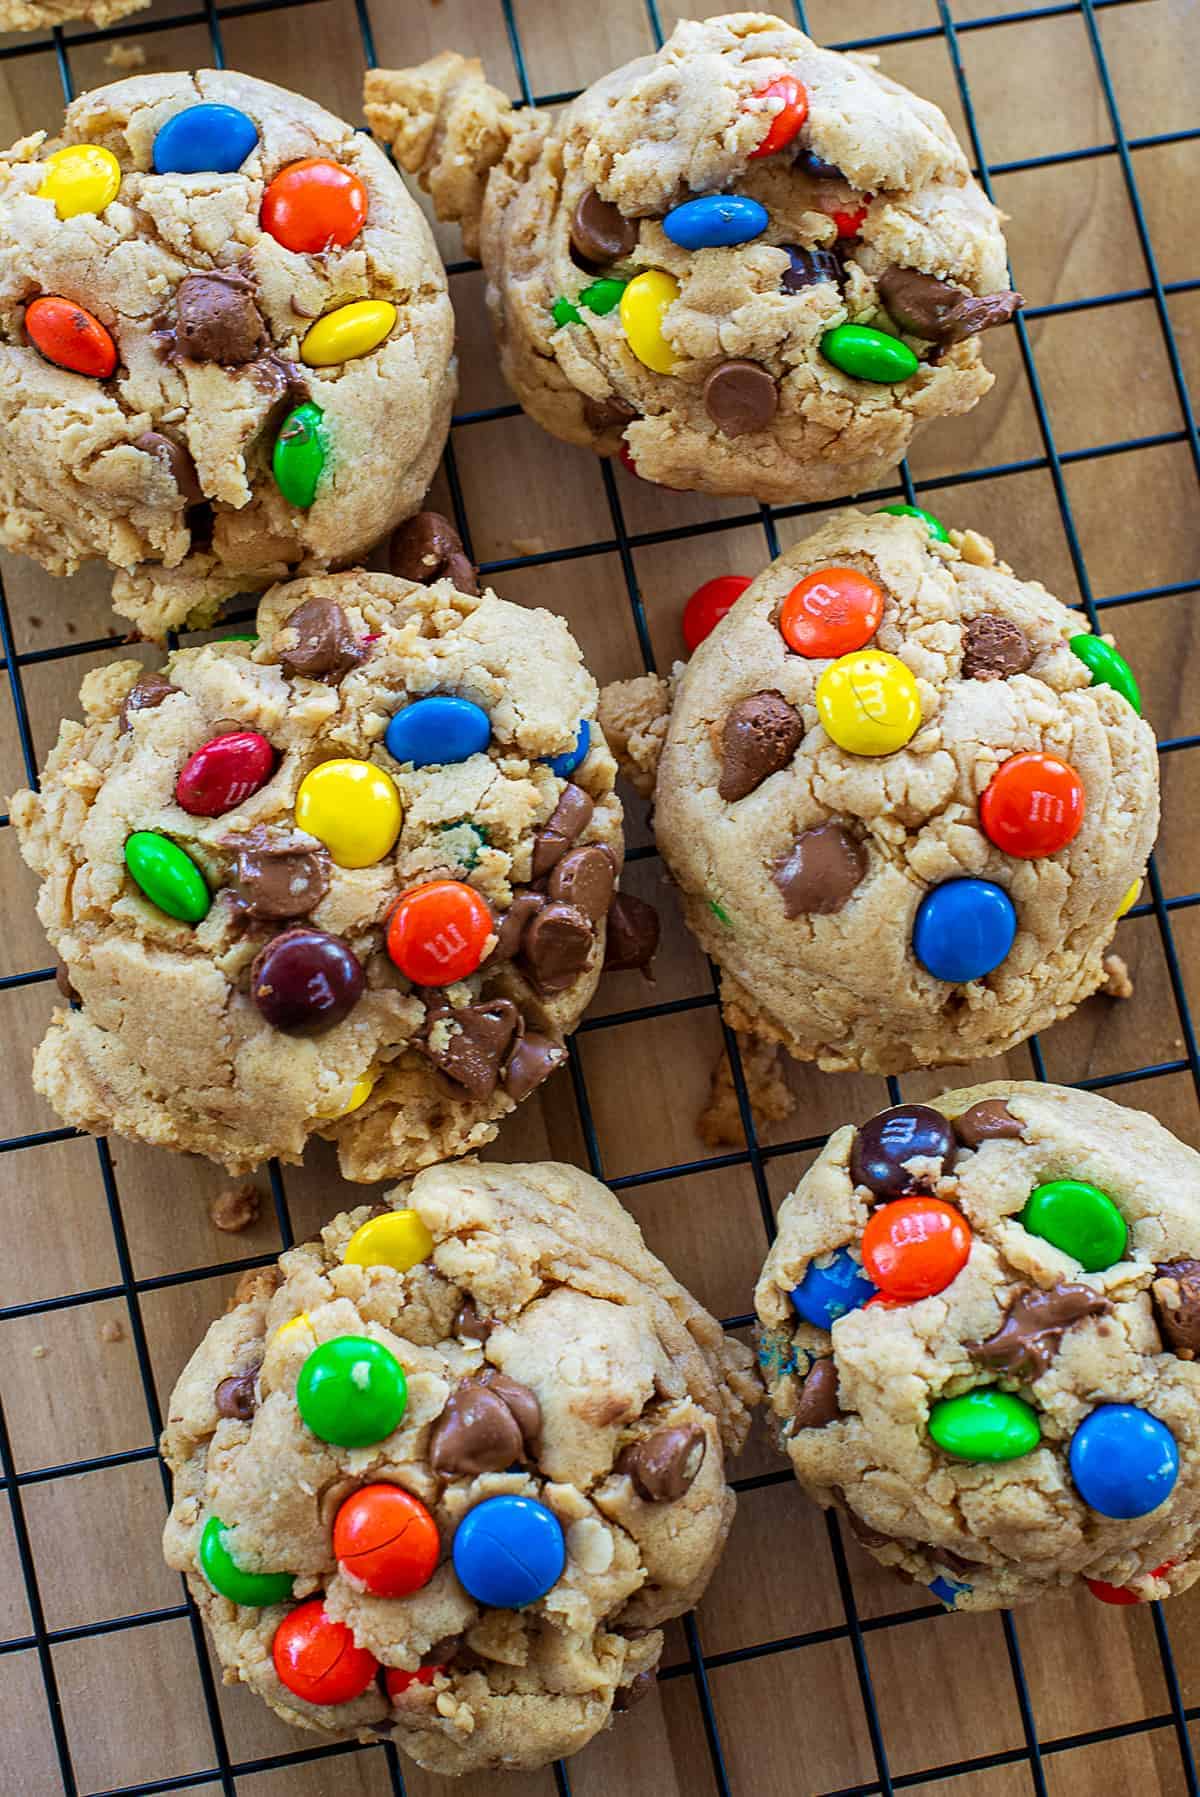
[0,1,1198,1792]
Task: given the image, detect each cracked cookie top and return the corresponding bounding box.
[162,1159,757,1773]
[12,568,623,1180]
[0,70,455,637]
[755,1082,1200,1612]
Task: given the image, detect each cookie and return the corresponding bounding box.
[0,0,145,26]
[754,1081,1200,1611]
[162,1160,757,1771]
[0,71,455,638]
[364,14,1020,505]
[12,565,624,1179]
[599,509,1157,1076]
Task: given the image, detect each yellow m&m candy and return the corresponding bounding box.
[37,144,121,219]
[816,650,921,756]
[619,269,680,374]
[294,759,402,868]
[344,1208,434,1274]
[319,1070,378,1121]
[301,300,397,368]
[276,1311,314,1347]
[1116,878,1142,920]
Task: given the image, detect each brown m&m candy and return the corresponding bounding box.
[850,1104,956,1200]
[250,927,364,1033]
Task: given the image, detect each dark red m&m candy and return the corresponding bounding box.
[251,927,364,1034]
[850,1104,956,1201]
[176,731,275,817]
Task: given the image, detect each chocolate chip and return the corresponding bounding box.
[878,266,1024,345]
[792,1358,842,1429]
[231,827,332,921]
[570,187,639,266]
[418,997,521,1098]
[582,393,638,432]
[613,1669,657,1712]
[617,1424,707,1502]
[215,1367,259,1420]
[953,1099,1025,1149]
[428,1370,542,1476]
[850,1104,956,1200]
[603,892,660,974]
[718,690,803,802]
[54,959,79,1004]
[119,670,180,733]
[703,360,778,439]
[773,823,866,917]
[389,511,479,596]
[521,901,595,992]
[531,785,594,878]
[489,890,546,962]
[135,431,204,505]
[174,270,266,366]
[1153,1260,1200,1357]
[968,1283,1112,1380]
[250,927,364,1034]
[960,614,1033,682]
[781,244,845,293]
[453,1298,493,1342]
[276,597,364,683]
[547,845,616,923]
[503,1031,567,1100]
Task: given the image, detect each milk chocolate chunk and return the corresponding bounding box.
[503,1031,567,1100]
[214,1366,259,1420]
[617,1423,706,1501]
[878,266,1024,345]
[773,823,866,917]
[175,270,266,366]
[135,431,204,505]
[521,902,594,990]
[792,1357,842,1429]
[571,187,639,265]
[232,827,331,920]
[418,997,521,1098]
[704,360,778,438]
[453,1298,493,1342]
[582,393,638,432]
[961,614,1033,682]
[428,1370,542,1476]
[277,597,364,682]
[119,670,180,733]
[547,845,616,923]
[603,892,660,973]
[54,960,79,1004]
[613,1669,657,1711]
[1153,1259,1200,1356]
[489,890,546,962]
[718,690,804,801]
[953,1098,1025,1149]
[531,784,594,878]
[968,1282,1112,1379]
[389,510,479,596]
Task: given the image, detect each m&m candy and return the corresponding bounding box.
[860,1198,971,1300]
[261,158,368,253]
[344,1208,434,1274]
[301,300,397,367]
[125,831,211,924]
[26,296,117,378]
[294,759,402,868]
[152,103,258,175]
[386,880,492,985]
[745,74,808,159]
[385,696,491,768]
[850,1105,957,1201]
[1116,878,1142,920]
[790,1248,877,1329]
[296,1335,407,1447]
[199,1516,293,1607]
[682,576,752,652]
[251,928,364,1034]
[1020,1179,1127,1273]
[912,879,1016,983]
[815,650,921,756]
[386,1666,441,1696]
[578,277,627,316]
[879,504,949,543]
[273,401,328,509]
[663,194,768,250]
[1069,633,1141,715]
[272,1599,379,1705]
[979,752,1085,859]
[1069,1406,1179,1518]
[619,270,680,374]
[1086,1561,1173,1605]
[322,1071,377,1120]
[37,144,121,219]
[543,718,591,778]
[928,1389,1041,1462]
[830,201,869,239]
[822,324,919,384]
[175,731,274,817]
[779,567,884,659]
[452,1495,565,1608]
[333,1484,439,1598]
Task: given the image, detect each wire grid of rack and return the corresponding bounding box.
[0,0,1197,1792]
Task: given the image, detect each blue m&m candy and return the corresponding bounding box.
[152,103,259,175]
[929,1574,971,1609]
[790,1248,877,1330]
[913,879,1016,983]
[385,696,491,769]
[663,194,769,250]
[1069,1405,1179,1519]
[543,718,591,778]
[452,1495,565,1608]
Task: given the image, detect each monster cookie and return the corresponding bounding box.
[364,13,1020,504]
[0,0,145,26]
[12,566,626,1179]
[754,1082,1200,1610]
[0,71,455,636]
[162,1161,757,1770]
[599,509,1157,1079]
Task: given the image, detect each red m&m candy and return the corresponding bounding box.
[682,575,752,652]
[779,567,884,659]
[176,731,275,817]
[333,1484,439,1599]
[831,202,870,239]
[861,1197,971,1300]
[386,1665,442,1697]
[386,879,492,985]
[271,1598,378,1705]
[746,75,809,159]
[26,296,117,378]
[262,158,368,253]
[979,751,1085,859]
[1085,1562,1173,1605]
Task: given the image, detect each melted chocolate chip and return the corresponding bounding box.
[231,827,332,921]
[603,892,660,974]
[276,597,364,683]
[531,785,594,878]
[389,511,478,596]
[960,614,1034,682]
[704,360,778,438]
[878,266,1024,345]
[718,690,803,802]
[968,1283,1112,1380]
[613,1669,657,1712]
[570,187,639,266]
[215,1367,259,1420]
[582,393,638,432]
[547,845,616,923]
[503,1031,567,1100]
[453,1297,493,1342]
[953,1099,1025,1149]
[617,1423,707,1501]
[135,431,204,506]
[119,670,180,733]
[793,1358,842,1429]
[175,270,266,366]
[1153,1260,1200,1356]
[521,901,595,991]
[781,243,845,293]
[773,824,866,917]
[428,1370,542,1476]
[850,1105,956,1200]
[489,890,546,962]
[54,959,79,1004]
[418,997,521,1098]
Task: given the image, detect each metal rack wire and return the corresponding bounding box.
[0,0,1197,1791]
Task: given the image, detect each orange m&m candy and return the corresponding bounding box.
[333,1484,439,1599]
[25,296,117,378]
[979,751,1085,860]
[271,1598,379,1705]
[682,574,753,652]
[386,879,492,985]
[261,158,368,253]
[746,75,809,159]
[861,1197,971,1300]
[779,567,884,658]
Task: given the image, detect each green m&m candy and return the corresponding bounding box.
[273,401,328,510]
[929,1389,1041,1462]
[296,1334,407,1447]
[552,296,581,327]
[821,324,920,384]
[879,504,949,543]
[579,277,626,316]
[1069,634,1141,715]
[199,1515,293,1607]
[1021,1178,1127,1272]
[124,831,210,923]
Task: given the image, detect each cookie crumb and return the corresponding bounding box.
[210,1181,261,1233]
[699,1031,793,1146]
[229,1265,283,1311]
[951,527,996,568]
[104,42,146,69]
[31,1344,49,1359]
[1102,952,1134,1000]
[509,536,546,556]
[100,1318,125,1343]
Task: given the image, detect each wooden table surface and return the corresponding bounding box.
[1,2,1198,1793]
